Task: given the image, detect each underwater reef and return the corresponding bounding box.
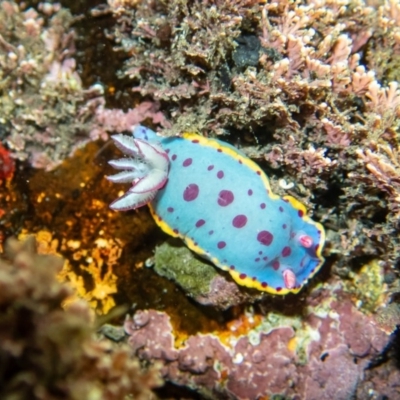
[1,0,400,399]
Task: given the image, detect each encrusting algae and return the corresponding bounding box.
[18,229,120,314]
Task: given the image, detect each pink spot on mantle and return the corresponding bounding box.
[183,158,192,167]
[232,215,247,228]
[257,230,273,246]
[282,246,291,257]
[217,190,234,206]
[217,170,224,179]
[195,219,205,227]
[217,241,226,249]
[272,260,280,270]
[183,184,199,201]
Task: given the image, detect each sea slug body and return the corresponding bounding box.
[107,125,325,295]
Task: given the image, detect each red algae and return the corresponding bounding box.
[0,144,15,181]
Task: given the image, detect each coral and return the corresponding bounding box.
[18,228,121,316]
[60,236,120,315]
[92,101,170,141]
[356,326,400,399]
[0,236,161,399]
[124,276,392,399]
[0,1,106,170]
[344,259,387,312]
[105,0,261,136]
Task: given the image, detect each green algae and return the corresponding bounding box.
[345,259,386,313]
[154,239,218,299]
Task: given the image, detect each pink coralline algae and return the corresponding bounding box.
[0,1,169,171]
[124,281,393,400]
[0,1,103,170]
[91,101,170,141]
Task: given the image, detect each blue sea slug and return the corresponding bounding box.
[107,125,325,295]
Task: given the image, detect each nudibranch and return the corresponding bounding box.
[107,125,325,295]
